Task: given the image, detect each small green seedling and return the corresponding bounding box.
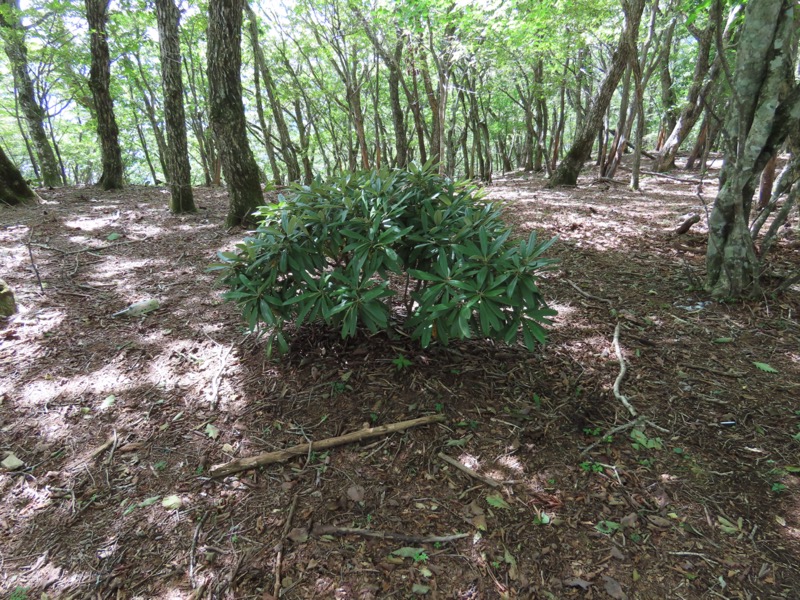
[595,520,621,535]
[392,354,413,370]
[579,461,604,473]
[631,429,662,450]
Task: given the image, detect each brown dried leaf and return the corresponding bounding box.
[472,514,488,531]
[602,575,628,600]
[563,577,592,590]
[287,527,309,543]
[347,485,366,502]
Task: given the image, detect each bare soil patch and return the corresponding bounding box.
[1,168,799,599]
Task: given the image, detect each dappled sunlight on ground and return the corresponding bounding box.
[1,178,799,598]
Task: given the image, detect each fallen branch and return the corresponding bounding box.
[675,214,701,234]
[210,414,446,478]
[274,495,298,599]
[209,345,233,408]
[612,323,637,417]
[31,236,148,256]
[312,524,468,544]
[580,419,640,456]
[565,279,613,305]
[641,170,702,184]
[438,452,501,488]
[24,230,44,293]
[680,363,744,379]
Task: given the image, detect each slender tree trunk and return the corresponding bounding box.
[245,4,300,182]
[85,0,124,190]
[551,0,645,186]
[706,0,799,298]
[132,52,169,177]
[0,144,36,205]
[1,0,61,186]
[156,0,195,213]
[208,0,264,227]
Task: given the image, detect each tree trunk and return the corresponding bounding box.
[245,4,300,182]
[1,0,61,186]
[550,0,645,186]
[0,144,36,205]
[208,0,264,227]
[85,0,123,190]
[156,0,195,213]
[706,0,799,298]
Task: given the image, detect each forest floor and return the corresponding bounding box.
[1,162,800,600]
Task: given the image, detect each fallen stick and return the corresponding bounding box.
[312,524,469,544]
[675,214,701,234]
[565,279,613,305]
[640,170,702,184]
[438,452,501,488]
[274,495,298,599]
[612,323,637,417]
[209,414,446,478]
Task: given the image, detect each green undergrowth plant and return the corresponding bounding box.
[213,162,557,355]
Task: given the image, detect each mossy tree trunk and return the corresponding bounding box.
[155,0,195,213]
[705,0,799,299]
[85,0,124,190]
[208,0,264,228]
[550,0,645,186]
[0,144,36,205]
[0,0,62,187]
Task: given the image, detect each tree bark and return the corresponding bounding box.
[245,4,301,182]
[551,0,645,186]
[85,0,124,190]
[705,0,799,298]
[208,0,264,228]
[0,0,61,186]
[156,0,196,213]
[0,143,36,205]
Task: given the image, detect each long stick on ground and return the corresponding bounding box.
[312,524,469,544]
[612,322,637,417]
[209,414,446,478]
[273,494,298,599]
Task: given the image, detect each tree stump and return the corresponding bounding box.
[0,279,17,318]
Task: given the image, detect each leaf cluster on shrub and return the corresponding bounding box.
[212,163,557,355]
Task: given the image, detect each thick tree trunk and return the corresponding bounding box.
[208,0,264,227]
[85,0,124,190]
[156,0,195,213]
[706,0,799,298]
[1,0,61,186]
[550,0,645,186]
[0,144,36,205]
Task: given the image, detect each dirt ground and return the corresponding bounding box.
[1,163,799,600]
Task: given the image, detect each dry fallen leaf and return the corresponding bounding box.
[602,575,628,600]
[287,527,309,543]
[563,577,592,590]
[472,514,488,531]
[347,485,365,502]
[1,452,24,470]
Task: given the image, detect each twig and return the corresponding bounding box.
[209,345,233,408]
[274,494,299,599]
[24,230,44,293]
[189,511,208,588]
[679,363,744,379]
[565,279,613,305]
[87,433,116,462]
[641,170,703,183]
[311,524,469,544]
[612,323,637,417]
[31,237,148,256]
[210,414,446,478]
[438,452,501,488]
[580,419,640,456]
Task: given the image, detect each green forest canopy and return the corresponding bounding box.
[0,0,735,186]
[1,0,798,299]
